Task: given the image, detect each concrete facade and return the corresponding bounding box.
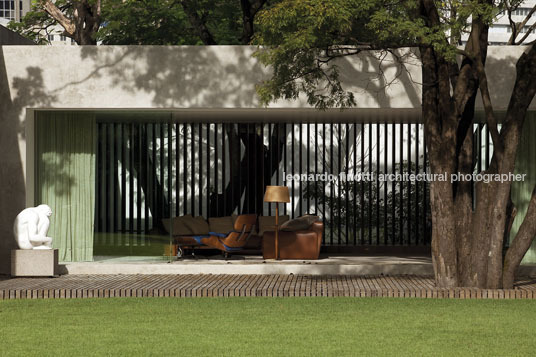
[0,45,534,274]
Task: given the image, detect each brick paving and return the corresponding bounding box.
[1,275,536,299]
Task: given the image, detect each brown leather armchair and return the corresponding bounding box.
[262,221,323,260]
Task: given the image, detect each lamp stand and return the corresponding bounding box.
[275,204,280,260]
[264,185,289,261]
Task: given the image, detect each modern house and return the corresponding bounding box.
[0,45,534,275]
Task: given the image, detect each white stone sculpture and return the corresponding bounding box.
[13,204,53,250]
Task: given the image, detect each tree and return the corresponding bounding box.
[11,0,273,46]
[97,0,200,45]
[9,0,101,45]
[254,0,536,288]
[176,0,270,45]
[99,0,243,45]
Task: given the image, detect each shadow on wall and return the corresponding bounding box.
[62,46,268,108]
[481,50,523,112]
[0,49,56,275]
[47,46,526,113]
[337,49,422,109]
[68,46,420,109]
[336,47,521,112]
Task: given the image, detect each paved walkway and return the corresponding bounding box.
[2,274,536,299]
[66,255,434,275]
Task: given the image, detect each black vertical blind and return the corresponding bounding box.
[93,119,458,248]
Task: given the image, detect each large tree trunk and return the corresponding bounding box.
[421,48,536,288]
[503,188,536,288]
[239,0,268,44]
[499,45,536,288]
[420,34,462,287]
[419,0,536,288]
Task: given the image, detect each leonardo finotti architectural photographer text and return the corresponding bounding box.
[283,172,527,184]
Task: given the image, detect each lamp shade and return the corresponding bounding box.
[264,186,290,203]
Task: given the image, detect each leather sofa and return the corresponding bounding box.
[262,221,323,260]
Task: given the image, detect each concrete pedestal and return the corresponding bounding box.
[11,249,59,277]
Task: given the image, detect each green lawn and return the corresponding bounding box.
[1,298,535,356]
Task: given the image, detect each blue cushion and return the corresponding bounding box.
[193,235,210,244]
[222,243,244,252]
[209,232,229,238]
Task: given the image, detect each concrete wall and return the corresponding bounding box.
[0,45,533,274]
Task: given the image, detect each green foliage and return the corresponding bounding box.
[7,0,73,45]
[253,0,511,109]
[7,11,49,45]
[254,0,381,108]
[98,0,244,45]
[253,0,425,108]
[98,0,196,45]
[304,160,431,244]
[9,0,264,45]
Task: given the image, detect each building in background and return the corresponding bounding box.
[462,0,536,45]
[46,32,76,45]
[0,0,30,26]
[0,0,75,45]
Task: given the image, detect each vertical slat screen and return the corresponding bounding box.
[94,119,460,248]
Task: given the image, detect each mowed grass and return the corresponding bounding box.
[1,298,536,356]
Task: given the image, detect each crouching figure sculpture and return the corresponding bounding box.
[13,204,53,250]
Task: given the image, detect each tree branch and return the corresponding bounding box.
[516,20,536,45]
[240,0,268,44]
[501,44,536,140]
[42,0,75,35]
[180,0,217,45]
[452,14,488,117]
[472,54,503,155]
[510,4,536,45]
[503,186,536,288]
[506,1,519,45]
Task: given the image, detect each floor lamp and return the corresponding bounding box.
[264,185,290,260]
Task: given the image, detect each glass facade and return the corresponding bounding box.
[34,110,535,263]
[93,113,172,261]
[35,111,173,263]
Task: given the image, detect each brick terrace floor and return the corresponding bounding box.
[2,275,536,299]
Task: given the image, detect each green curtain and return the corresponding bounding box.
[510,111,536,263]
[36,112,96,262]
